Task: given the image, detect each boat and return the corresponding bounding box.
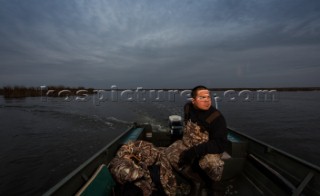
[43,118,320,196]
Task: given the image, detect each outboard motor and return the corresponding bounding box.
[168,115,183,141]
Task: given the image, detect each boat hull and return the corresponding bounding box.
[44,123,320,196]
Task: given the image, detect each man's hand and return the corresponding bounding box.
[178,147,198,168]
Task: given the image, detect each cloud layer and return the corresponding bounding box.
[1,0,320,88]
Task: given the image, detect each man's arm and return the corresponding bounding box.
[180,115,228,163]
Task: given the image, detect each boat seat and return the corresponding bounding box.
[75,164,115,196]
[221,133,248,180]
[120,127,144,144]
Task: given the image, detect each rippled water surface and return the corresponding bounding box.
[0,91,319,195]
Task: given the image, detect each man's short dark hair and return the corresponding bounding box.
[191,85,209,98]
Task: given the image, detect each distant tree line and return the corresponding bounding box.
[0,86,95,99]
[0,86,319,99]
[208,87,320,92]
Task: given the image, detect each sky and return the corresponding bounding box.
[1,0,320,89]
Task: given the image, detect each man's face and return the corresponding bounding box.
[192,89,212,110]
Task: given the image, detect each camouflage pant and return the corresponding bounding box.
[165,121,224,182]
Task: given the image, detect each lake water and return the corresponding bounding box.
[0,91,319,195]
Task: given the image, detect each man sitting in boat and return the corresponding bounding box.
[165,85,228,195]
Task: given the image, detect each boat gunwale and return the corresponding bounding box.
[43,123,139,196]
[228,127,320,172]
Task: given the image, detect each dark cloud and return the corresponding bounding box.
[1,0,320,88]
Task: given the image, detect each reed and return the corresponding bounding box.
[1,86,95,99]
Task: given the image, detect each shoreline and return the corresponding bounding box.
[1,86,320,99]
